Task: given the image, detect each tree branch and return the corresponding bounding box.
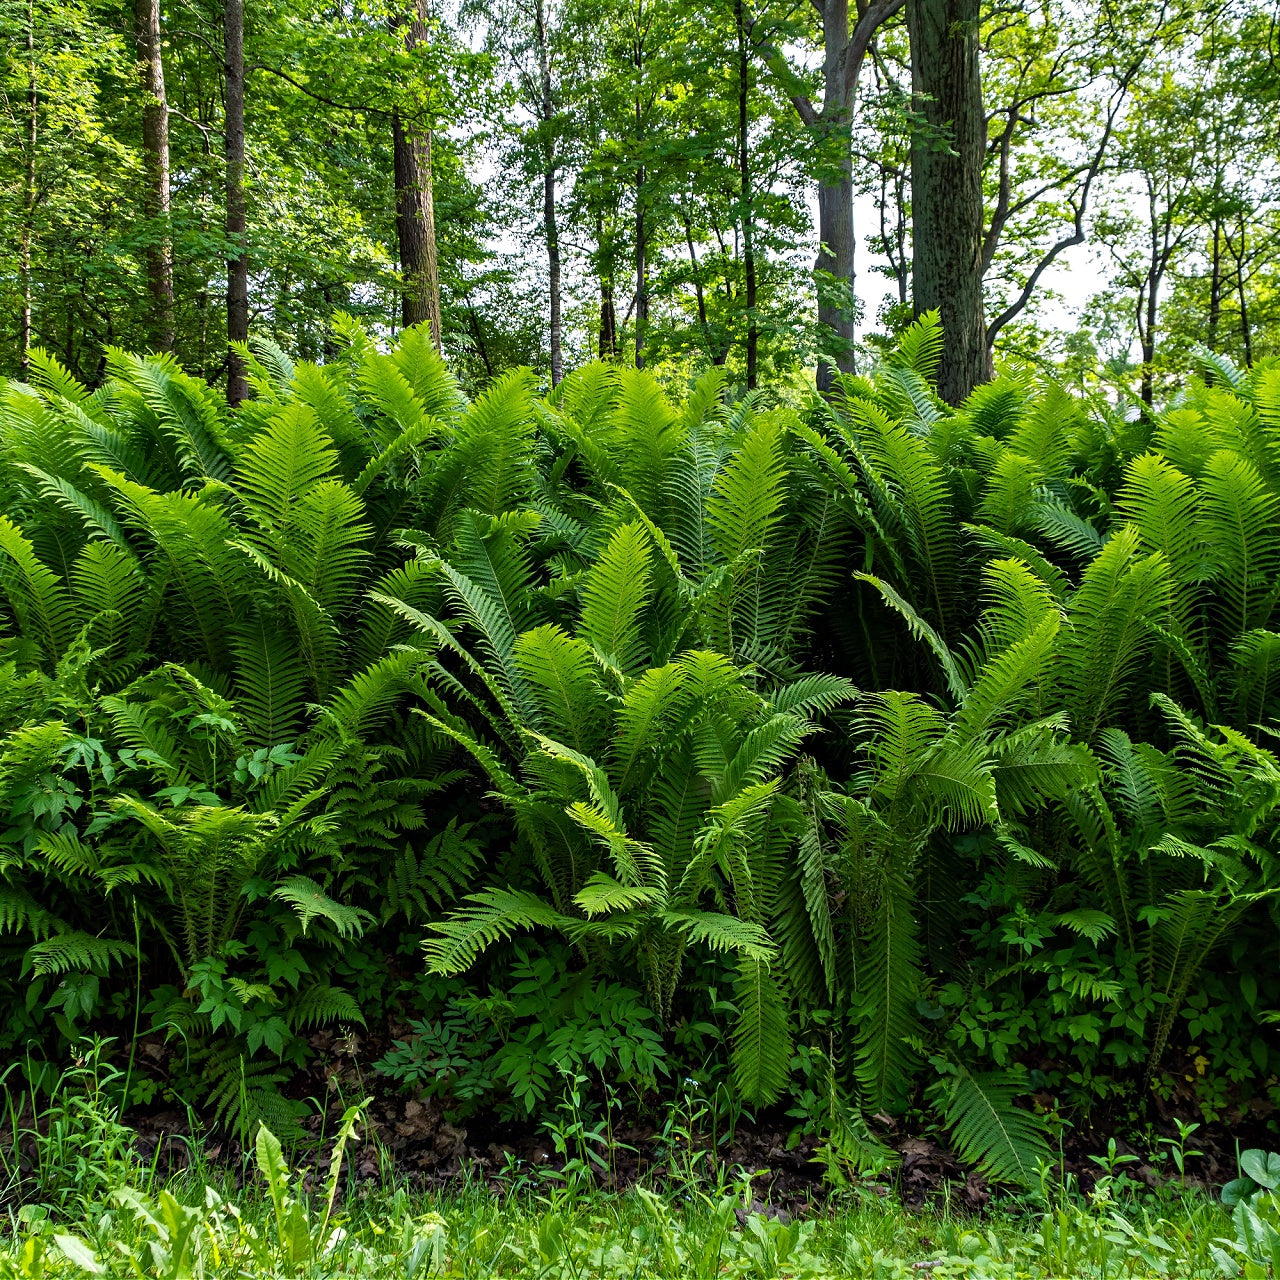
[842,0,907,108]
[246,63,396,118]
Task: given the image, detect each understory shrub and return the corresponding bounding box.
[0,319,1277,1181]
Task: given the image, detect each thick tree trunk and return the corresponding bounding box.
[814,0,856,393]
[224,0,248,404]
[19,2,36,379]
[136,0,174,351]
[392,0,442,349]
[815,170,855,392]
[907,0,986,405]
[737,0,757,389]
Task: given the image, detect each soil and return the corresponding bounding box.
[31,1028,1264,1222]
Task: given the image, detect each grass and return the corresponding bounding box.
[0,1051,1263,1278]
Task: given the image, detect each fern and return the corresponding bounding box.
[272,875,373,938]
[932,1063,1051,1187]
[26,931,136,976]
[731,956,793,1106]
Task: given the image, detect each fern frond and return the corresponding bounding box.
[26,932,136,976]
[731,956,792,1106]
[933,1063,1051,1187]
[424,888,575,974]
[577,521,654,679]
[272,875,372,938]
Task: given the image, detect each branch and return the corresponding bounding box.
[984,52,1142,348]
[246,64,396,119]
[842,0,908,108]
[752,26,819,126]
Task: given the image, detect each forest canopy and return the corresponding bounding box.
[2,0,1275,403]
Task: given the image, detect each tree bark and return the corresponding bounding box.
[756,0,904,392]
[814,0,856,391]
[224,0,248,403]
[1207,220,1222,361]
[19,0,36,379]
[597,212,617,357]
[736,0,757,389]
[534,0,561,384]
[136,0,174,351]
[392,0,443,349]
[907,0,986,405]
[634,180,647,368]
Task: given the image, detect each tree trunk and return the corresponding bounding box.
[596,211,617,357]
[136,0,174,351]
[634,170,647,369]
[813,0,856,393]
[224,0,248,404]
[19,0,36,379]
[736,0,758,389]
[907,0,985,405]
[534,0,561,384]
[1140,280,1157,407]
[392,0,442,349]
[1207,220,1222,361]
[1234,220,1253,368]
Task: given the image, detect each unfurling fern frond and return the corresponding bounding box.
[931,1063,1051,1187]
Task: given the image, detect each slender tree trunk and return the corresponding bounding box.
[813,0,856,393]
[907,0,985,405]
[681,206,724,364]
[736,0,757,389]
[534,0,562,384]
[1207,220,1222,360]
[224,0,248,403]
[19,0,36,379]
[634,169,647,368]
[596,216,617,359]
[392,0,442,349]
[1140,279,1158,407]
[136,0,174,351]
[1234,220,1253,368]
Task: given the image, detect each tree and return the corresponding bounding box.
[392,0,443,348]
[134,0,173,350]
[757,0,906,389]
[1092,71,1207,405]
[906,0,985,404]
[224,0,248,402]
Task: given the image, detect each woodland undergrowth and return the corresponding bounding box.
[1,315,1279,1198]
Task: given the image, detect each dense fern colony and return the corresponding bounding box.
[1,318,1278,1183]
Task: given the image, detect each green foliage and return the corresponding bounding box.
[2,325,1280,1186]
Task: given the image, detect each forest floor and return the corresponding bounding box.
[0,1037,1261,1278]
